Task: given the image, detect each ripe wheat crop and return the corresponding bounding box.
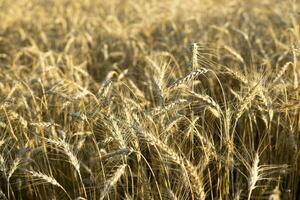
[0,0,299,199]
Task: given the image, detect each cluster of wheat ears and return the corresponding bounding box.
[0,0,299,199]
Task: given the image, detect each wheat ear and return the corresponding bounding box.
[99,164,127,200]
[27,170,72,200]
[168,68,208,89]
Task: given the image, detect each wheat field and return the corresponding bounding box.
[0,0,299,199]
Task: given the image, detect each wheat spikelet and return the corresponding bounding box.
[248,153,259,199]
[149,99,188,116]
[29,121,59,128]
[99,147,133,160]
[168,68,208,89]
[27,170,62,187]
[257,90,269,109]
[247,155,286,200]
[108,115,128,148]
[44,137,80,174]
[234,150,288,200]
[256,90,273,124]
[99,164,127,200]
[272,62,292,84]
[292,46,298,88]
[163,115,183,132]
[224,66,248,84]
[60,141,80,173]
[45,136,87,197]
[236,84,260,120]
[223,45,245,64]
[188,90,222,118]
[152,77,165,106]
[73,131,92,137]
[136,127,206,199]
[192,43,199,69]
[0,154,6,173]
[62,101,72,109]
[98,80,113,99]
[184,160,206,200]
[7,157,21,181]
[27,170,71,200]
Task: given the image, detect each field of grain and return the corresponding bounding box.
[0,0,299,199]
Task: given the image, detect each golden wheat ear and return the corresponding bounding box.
[168,68,209,90]
[99,164,127,200]
[26,170,72,200]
